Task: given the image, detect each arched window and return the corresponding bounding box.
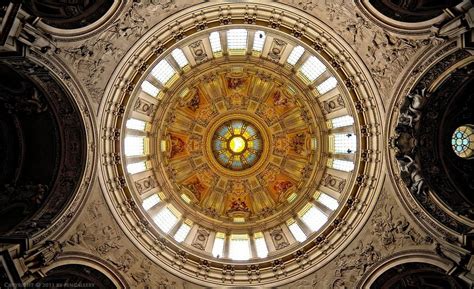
[212,232,225,258]
[229,234,251,260]
[286,45,304,65]
[252,30,266,53]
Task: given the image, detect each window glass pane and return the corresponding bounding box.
[288,222,307,242]
[141,80,160,97]
[301,205,328,232]
[317,77,338,94]
[233,217,245,223]
[451,125,474,158]
[333,134,357,153]
[127,162,147,174]
[126,119,146,131]
[331,115,354,128]
[254,233,268,258]
[174,223,191,242]
[151,60,176,85]
[332,159,354,172]
[209,31,222,53]
[171,48,189,68]
[287,192,297,203]
[124,137,145,156]
[252,30,266,52]
[153,207,178,233]
[300,56,326,82]
[318,193,339,210]
[287,45,304,65]
[212,233,225,258]
[227,29,248,50]
[229,235,250,260]
[180,193,191,203]
[142,194,161,211]
[311,137,318,150]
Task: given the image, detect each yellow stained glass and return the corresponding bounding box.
[229,136,246,153]
[212,120,263,170]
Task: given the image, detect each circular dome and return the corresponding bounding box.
[156,63,322,228]
[99,2,384,286]
[451,125,474,159]
[211,119,263,171]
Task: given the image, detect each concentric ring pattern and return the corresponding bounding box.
[212,119,263,171]
[99,2,383,286]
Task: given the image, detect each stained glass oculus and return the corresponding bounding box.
[451,125,474,159]
[212,120,263,170]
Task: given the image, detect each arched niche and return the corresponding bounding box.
[0,63,62,234]
[417,62,474,218]
[357,251,471,288]
[0,57,89,244]
[17,0,124,40]
[388,44,474,239]
[22,0,114,30]
[371,262,467,289]
[355,0,468,35]
[32,264,117,289]
[367,0,461,23]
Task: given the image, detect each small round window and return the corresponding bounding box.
[451,125,474,159]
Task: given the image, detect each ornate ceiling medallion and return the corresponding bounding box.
[204,112,270,178]
[211,119,263,171]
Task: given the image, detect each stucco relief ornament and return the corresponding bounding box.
[293,0,317,11]
[335,241,381,277]
[322,0,425,98]
[371,204,426,250]
[143,0,176,11]
[131,259,152,283]
[107,249,137,273]
[391,87,432,196]
[24,240,64,270]
[397,155,427,196]
[57,1,150,103]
